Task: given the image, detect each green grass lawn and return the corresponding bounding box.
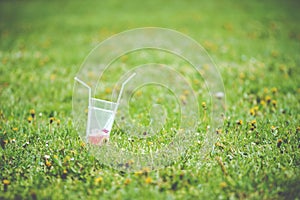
[1,0,300,199]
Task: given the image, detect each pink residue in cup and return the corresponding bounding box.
[88,129,110,145]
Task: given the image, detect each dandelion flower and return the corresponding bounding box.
[142,167,150,176]
[135,90,142,97]
[216,129,222,134]
[183,90,190,96]
[80,142,85,147]
[49,117,55,124]
[250,120,257,130]
[271,125,277,131]
[271,100,277,107]
[271,87,278,94]
[134,171,143,176]
[250,108,255,116]
[145,177,152,184]
[180,95,187,104]
[3,139,8,144]
[260,100,266,106]
[250,120,256,126]
[265,96,271,104]
[215,142,225,148]
[105,87,112,94]
[95,177,103,184]
[201,102,207,109]
[45,160,51,167]
[236,120,243,125]
[220,181,227,189]
[28,116,33,123]
[124,178,131,185]
[3,179,10,185]
[239,73,245,79]
[277,139,283,148]
[30,109,35,118]
[3,179,10,192]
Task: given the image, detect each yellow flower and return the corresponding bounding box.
[193,79,200,85]
[180,95,186,103]
[56,119,61,126]
[12,127,18,131]
[260,100,266,106]
[95,177,103,184]
[216,129,222,134]
[201,102,207,109]
[28,116,33,123]
[271,100,277,107]
[80,141,86,147]
[250,120,257,130]
[63,169,68,174]
[239,72,245,79]
[250,106,259,116]
[124,178,131,185]
[250,120,256,126]
[45,160,52,167]
[250,108,255,116]
[64,156,71,163]
[134,170,143,176]
[2,140,8,146]
[236,120,243,125]
[30,109,35,118]
[271,87,278,94]
[135,90,142,97]
[215,142,225,148]
[50,74,56,81]
[220,181,227,189]
[49,117,55,124]
[145,177,152,184]
[183,90,190,96]
[3,179,10,185]
[105,87,112,94]
[142,167,150,176]
[121,55,128,62]
[263,88,269,94]
[271,126,277,132]
[265,96,271,103]
[277,139,283,148]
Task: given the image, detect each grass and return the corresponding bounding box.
[0,0,300,199]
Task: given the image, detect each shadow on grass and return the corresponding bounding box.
[278,176,300,200]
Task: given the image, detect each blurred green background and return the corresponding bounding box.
[0,0,299,199]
